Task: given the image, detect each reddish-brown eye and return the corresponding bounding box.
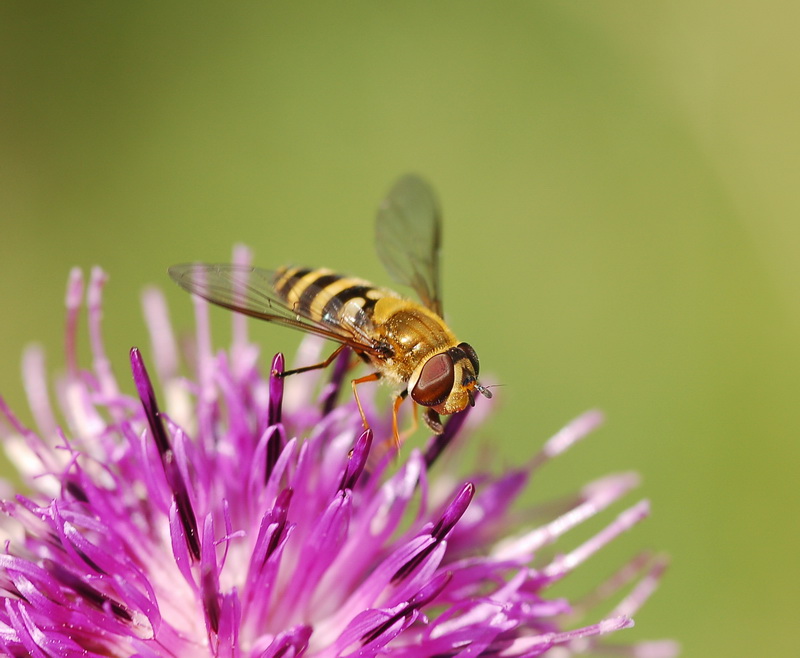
[411,353,455,407]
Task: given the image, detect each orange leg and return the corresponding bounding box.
[391,395,405,452]
[389,397,424,452]
[399,400,420,446]
[351,372,381,430]
[276,344,348,378]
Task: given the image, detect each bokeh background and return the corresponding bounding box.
[2,4,798,656]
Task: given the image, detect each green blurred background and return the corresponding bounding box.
[2,3,798,656]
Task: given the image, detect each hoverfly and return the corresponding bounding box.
[169,175,491,448]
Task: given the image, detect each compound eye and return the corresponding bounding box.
[411,353,455,407]
[457,342,480,376]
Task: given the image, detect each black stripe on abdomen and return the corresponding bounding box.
[275,267,311,299]
[296,272,341,317]
[321,285,374,322]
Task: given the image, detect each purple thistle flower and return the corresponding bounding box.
[0,259,678,657]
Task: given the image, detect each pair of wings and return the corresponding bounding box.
[169,175,444,359]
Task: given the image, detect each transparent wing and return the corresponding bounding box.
[375,174,443,316]
[168,263,385,356]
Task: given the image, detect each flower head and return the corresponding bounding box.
[0,259,678,657]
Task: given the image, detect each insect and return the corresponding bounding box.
[169,175,491,448]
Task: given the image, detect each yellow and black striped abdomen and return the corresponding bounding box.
[272,266,400,328]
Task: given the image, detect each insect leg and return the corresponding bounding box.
[391,395,406,452]
[351,372,381,430]
[277,344,348,378]
[395,398,422,448]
